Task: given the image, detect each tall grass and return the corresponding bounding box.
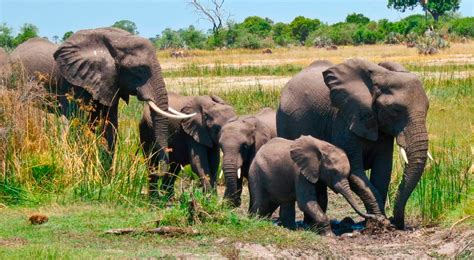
[1,61,472,226]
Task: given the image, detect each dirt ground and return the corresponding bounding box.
[199,187,473,259]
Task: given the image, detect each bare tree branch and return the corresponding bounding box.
[189,0,228,34]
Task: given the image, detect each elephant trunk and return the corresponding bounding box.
[222,156,243,207]
[394,114,429,229]
[334,179,378,220]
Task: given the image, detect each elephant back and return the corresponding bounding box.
[10,37,60,84]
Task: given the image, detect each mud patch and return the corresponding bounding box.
[0,237,27,248]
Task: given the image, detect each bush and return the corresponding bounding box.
[449,17,474,37]
[416,32,450,55]
[352,27,380,45]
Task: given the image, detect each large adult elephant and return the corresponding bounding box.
[218,108,276,207]
[277,59,429,229]
[52,28,194,155]
[140,92,236,198]
[9,38,70,114]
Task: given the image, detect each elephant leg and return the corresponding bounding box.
[305,181,328,225]
[279,202,296,230]
[296,175,333,236]
[160,163,181,199]
[187,137,212,191]
[369,138,394,212]
[103,103,118,153]
[208,145,220,189]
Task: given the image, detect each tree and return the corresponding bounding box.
[14,23,39,46]
[387,0,461,22]
[112,20,139,34]
[242,16,272,37]
[189,0,229,35]
[52,35,59,44]
[62,31,74,42]
[289,16,321,44]
[346,13,371,24]
[179,25,207,49]
[272,22,293,46]
[153,28,184,49]
[0,23,14,49]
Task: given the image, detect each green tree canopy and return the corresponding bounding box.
[179,26,207,49]
[0,23,14,49]
[112,20,139,34]
[62,31,74,42]
[14,23,39,46]
[387,0,461,21]
[289,16,321,44]
[241,16,272,37]
[346,13,371,24]
[272,22,293,46]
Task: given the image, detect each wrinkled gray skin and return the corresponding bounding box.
[218,107,276,207]
[140,92,236,197]
[277,59,429,229]
[51,27,172,162]
[9,38,73,115]
[0,47,11,86]
[248,136,378,236]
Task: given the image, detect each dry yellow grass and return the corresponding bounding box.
[159,42,474,70]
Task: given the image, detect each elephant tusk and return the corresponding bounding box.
[168,106,189,116]
[399,146,409,164]
[427,151,434,161]
[237,168,241,179]
[219,170,224,179]
[148,101,196,119]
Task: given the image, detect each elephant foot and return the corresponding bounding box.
[319,227,335,237]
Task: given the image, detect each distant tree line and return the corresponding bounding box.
[1,13,473,51]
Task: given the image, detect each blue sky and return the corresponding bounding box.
[1,0,473,40]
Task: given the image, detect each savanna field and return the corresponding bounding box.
[0,43,473,258]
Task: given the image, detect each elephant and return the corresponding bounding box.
[218,107,276,207]
[276,58,429,229]
[9,38,69,114]
[140,92,236,198]
[248,136,378,236]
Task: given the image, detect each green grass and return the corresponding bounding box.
[0,61,473,257]
[0,190,320,258]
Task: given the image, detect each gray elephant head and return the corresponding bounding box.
[181,95,236,147]
[54,28,194,161]
[290,135,376,220]
[322,58,429,228]
[218,117,274,207]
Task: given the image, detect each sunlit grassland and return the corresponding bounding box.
[0,45,472,257]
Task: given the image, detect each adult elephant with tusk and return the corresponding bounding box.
[140,92,236,198]
[277,59,430,229]
[218,107,276,207]
[53,28,194,156]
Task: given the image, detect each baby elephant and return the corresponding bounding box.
[248,136,377,236]
[218,108,276,207]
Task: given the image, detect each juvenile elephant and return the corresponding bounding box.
[277,59,429,229]
[248,136,377,236]
[219,107,276,207]
[140,92,236,198]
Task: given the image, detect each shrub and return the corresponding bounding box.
[449,17,474,37]
[352,27,380,45]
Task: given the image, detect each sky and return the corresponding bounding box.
[1,0,473,40]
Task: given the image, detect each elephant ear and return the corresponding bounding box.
[322,58,379,141]
[54,32,118,107]
[253,119,273,151]
[210,95,227,105]
[378,61,409,72]
[290,136,322,184]
[181,103,213,148]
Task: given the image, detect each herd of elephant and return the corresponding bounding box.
[0,27,431,236]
